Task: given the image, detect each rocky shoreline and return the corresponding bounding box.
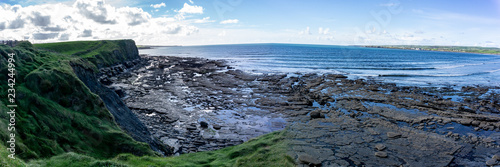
[101,55,499,166]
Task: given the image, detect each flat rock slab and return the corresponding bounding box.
[298,154,322,165]
[375,152,388,158]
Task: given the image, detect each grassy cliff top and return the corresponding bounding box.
[34,40,139,68]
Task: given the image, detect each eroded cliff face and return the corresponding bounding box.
[0,40,157,160]
[71,61,172,156]
[69,40,172,155]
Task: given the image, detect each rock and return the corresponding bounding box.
[472,121,480,126]
[100,77,113,85]
[483,137,495,143]
[387,132,401,139]
[298,154,321,165]
[375,144,386,151]
[114,88,125,98]
[493,154,500,161]
[186,126,197,131]
[213,124,222,130]
[486,159,498,166]
[375,152,388,158]
[310,111,324,119]
[326,74,348,79]
[200,121,209,128]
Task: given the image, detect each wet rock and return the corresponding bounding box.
[212,124,222,130]
[186,125,197,131]
[326,74,347,79]
[387,132,401,139]
[310,111,324,119]
[375,144,386,151]
[486,159,498,166]
[375,151,388,158]
[200,121,209,128]
[483,137,495,143]
[472,121,480,126]
[100,77,113,85]
[298,154,321,165]
[114,87,125,98]
[492,154,500,161]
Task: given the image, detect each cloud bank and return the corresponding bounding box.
[0,0,199,43]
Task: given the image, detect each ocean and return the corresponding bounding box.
[139,43,500,87]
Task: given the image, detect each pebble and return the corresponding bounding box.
[486,159,498,166]
[375,152,388,158]
[375,144,387,151]
[493,154,500,161]
[213,124,222,130]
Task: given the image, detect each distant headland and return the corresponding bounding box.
[360,45,500,55]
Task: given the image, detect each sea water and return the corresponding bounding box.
[140,43,500,87]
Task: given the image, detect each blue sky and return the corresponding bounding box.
[1,0,499,46]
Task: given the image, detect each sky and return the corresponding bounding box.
[1,0,500,47]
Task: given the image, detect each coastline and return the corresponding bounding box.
[359,45,500,56]
[105,54,500,166]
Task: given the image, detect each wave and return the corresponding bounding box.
[435,61,500,69]
[378,71,497,78]
[244,63,435,71]
[333,67,435,70]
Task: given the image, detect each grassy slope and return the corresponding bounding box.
[27,131,294,167]
[34,40,138,67]
[0,41,154,161]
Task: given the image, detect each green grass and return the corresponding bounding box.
[0,143,27,167]
[33,41,102,56]
[26,131,294,167]
[1,41,154,161]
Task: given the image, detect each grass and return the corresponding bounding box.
[0,142,27,167]
[34,40,140,67]
[33,41,102,56]
[0,41,154,160]
[26,131,294,167]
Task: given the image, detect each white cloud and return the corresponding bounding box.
[299,27,311,35]
[79,29,92,37]
[194,17,214,23]
[29,11,51,26]
[218,30,226,36]
[189,0,194,4]
[74,0,118,24]
[0,1,200,43]
[150,2,166,9]
[220,19,238,24]
[379,3,398,7]
[178,3,203,14]
[318,27,330,35]
[118,7,151,26]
